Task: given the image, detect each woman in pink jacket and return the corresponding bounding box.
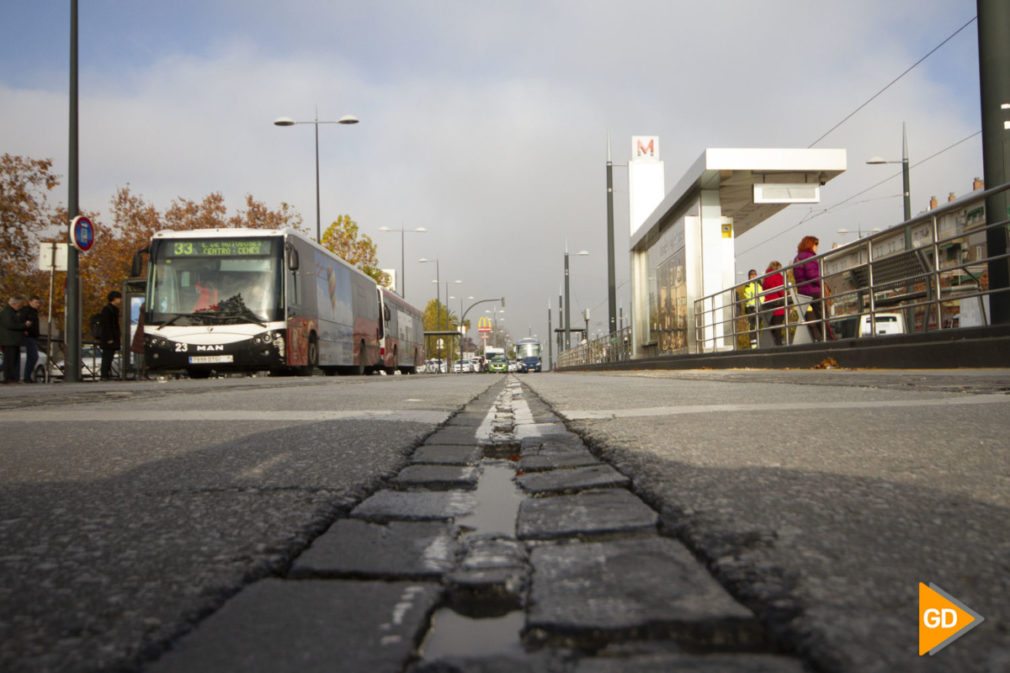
[792,235,824,341]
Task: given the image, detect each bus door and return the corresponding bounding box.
[378,289,391,366]
[284,241,309,367]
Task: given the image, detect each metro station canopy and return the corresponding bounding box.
[631,147,847,249]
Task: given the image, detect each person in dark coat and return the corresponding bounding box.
[1,296,28,384]
[99,291,122,380]
[130,302,148,380]
[19,296,41,382]
[792,235,824,341]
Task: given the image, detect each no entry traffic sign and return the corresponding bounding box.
[70,215,95,252]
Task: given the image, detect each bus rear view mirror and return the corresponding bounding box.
[131,246,149,278]
[286,246,299,271]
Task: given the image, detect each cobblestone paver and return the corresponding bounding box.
[146,377,807,672]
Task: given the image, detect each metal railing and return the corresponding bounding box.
[694,183,1010,353]
[557,327,632,368]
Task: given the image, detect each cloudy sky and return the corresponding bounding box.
[1,1,984,348]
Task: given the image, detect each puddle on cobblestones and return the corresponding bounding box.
[420,608,525,659]
[455,461,522,537]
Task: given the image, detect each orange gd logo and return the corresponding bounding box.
[918,583,984,656]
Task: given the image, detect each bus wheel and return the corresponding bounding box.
[302,336,319,376]
[354,341,366,375]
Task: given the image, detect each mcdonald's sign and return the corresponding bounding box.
[477,316,493,334]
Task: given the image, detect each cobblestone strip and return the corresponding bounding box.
[146,377,806,673]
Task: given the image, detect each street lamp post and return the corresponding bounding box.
[449,289,473,368]
[419,257,440,363]
[563,248,589,350]
[274,110,359,243]
[606,134,621,337]
[867,123,915,329]
[866,121,912,248]
[379,225,426,297]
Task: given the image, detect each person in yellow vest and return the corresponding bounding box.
[742,269,759,348]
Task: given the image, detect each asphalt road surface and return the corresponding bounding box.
[1,369,1007,672]
[523,369,1010,673]
[0,374,493,672]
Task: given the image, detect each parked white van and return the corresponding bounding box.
[859,312,905,337]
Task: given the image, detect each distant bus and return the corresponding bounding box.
[144,228,421,376]
[378,288,425,374]
[515,337,542,372]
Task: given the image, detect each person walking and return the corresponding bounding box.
[130,302,148,380]
[761,262,786,346]
[20,296,41,382]
[1,296,28,384]
[793,235,825,341]
[741,269,759,348]
[99,291,122,381]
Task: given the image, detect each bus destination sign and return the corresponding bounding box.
[168,239,270,257]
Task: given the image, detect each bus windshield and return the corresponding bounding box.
[515,341,541,359]
[148,237,283,325]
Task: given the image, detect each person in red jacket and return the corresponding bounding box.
[761,261,786,346]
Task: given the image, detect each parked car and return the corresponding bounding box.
[859,312,905,337]
[53,345,122,380]
[0,347,48,382]
[423,358,446,374]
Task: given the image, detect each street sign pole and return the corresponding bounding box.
[66,0,81,382]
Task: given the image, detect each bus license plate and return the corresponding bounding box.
[188,355,234,364]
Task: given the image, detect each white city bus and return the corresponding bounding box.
[144,228,420,376]
[377,287,425,374]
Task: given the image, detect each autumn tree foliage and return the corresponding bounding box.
[0,153,306,338]
[0,154,60,303]
[320,215,384,283]
[422,298,461,362]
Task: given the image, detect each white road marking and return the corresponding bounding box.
[561,394,1010,420]
[0,409,450,423]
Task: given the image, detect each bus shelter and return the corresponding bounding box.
[629,147,846,358]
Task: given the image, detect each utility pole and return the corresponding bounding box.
[546,303,553,371]
[606,133,617,336]
[978,0,1010,323]
[563,252,571,350]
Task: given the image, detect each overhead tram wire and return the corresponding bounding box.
[808,16,977,148]
[738,130,981,257]
[736,16,980,258]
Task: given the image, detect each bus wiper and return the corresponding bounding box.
[160,312,222,326]
[215,303,268,327]
[161,313,189,327]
